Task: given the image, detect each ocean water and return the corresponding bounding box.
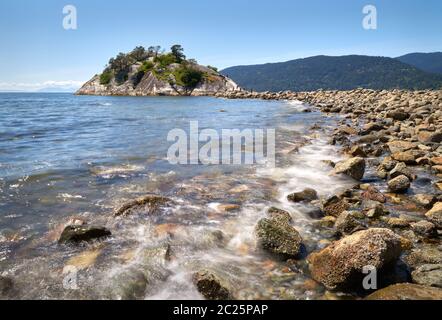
[0,93,354,299]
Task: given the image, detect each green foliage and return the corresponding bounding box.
[222,55,442,91]
[130,46,148,61]
[171,44,186,63]
[174,65,203,90]
[139,61,154,73]
[207,65,218,72]
[154,53,177,68]
[397,52,442,75]
[99,70,113,85]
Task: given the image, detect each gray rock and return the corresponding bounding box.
[308,228,406,291]
[255,216,303,258]
[425,202,442,229]
[389,162,415,181]
[411,264,442,288]
[366,283,442,300]
[410,221,437,238]
[287,188,318,203]
[334,157,366,180]
[334,211,365,236]
[388,175,411,193]
[193,270,232,300]
[58,225,111,244]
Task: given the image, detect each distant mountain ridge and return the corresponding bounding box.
[221,54,442,92]
[396,52,442,75]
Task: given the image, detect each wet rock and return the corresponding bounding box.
[387,175,411,193]
[410,221,437,238]
[391,150,424,165]
[193,270,232,300]
[334,211,365,236]
[361,186,387,203]
[411,264,442,288]
[334,157,366,180]
[384,217,410,229]
[315,216,337,228]
[255,216,303,258]
[360,122,384,135]
[366,283,442,300]
[387,140,416,154]
[364,203,385,219]
[349,145,367,157]
[404,246,442,268]
[111,269,148,300]
[389,162,415,181]
[425,202,442,229]
[287,188,318,203]
[418,131,442,144]
[322,196,351,217]
[267,207,292,223]
[114,194,170,217]
[308,228,406,291]
[58,225,111,244]
[0,276,13,297]
[386,111,409,121]
[412,194,436,209]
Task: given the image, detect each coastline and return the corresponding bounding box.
[1,89,441,300]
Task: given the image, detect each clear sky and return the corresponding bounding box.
[1,0,441,91]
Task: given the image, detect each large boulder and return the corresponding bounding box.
[308,228,406,290]
[334,157,366,180]
[58,225,111,244]
[193,270,232,300]
[287,188,318,203]
[411,264,442,288]
[366,283,442,300]
[255,216,303,258]
[425,202,442,229]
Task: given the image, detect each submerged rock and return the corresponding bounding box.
[366,283,442,300]
[58,226,111,244]
[410,221,437,238]
[255,216,303,258]
[193,270,232,300]
[411,264,442,288]
[334,157,366,180]
[308,228,406,291]
[287,188,318,203]
[404,246,442,268]
[114,194,170,217]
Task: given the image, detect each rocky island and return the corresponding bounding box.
[76,45,239,96]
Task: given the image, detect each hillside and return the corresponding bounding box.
[76,45,239,96]
[221,55,442,92]
[396,52,442,75]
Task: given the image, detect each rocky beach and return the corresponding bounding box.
[1,88,441,300]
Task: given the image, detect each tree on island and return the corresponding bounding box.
[171,44,186,63]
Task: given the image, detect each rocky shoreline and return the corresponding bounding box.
[218,88,442,299]
[2,88,441,300]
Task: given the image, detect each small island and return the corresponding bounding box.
[76,45,240,96]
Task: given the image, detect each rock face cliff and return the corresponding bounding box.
[76,47,240,96]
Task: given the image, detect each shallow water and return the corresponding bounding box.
[0,93,356,299]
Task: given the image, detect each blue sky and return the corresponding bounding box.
[0,0,441,91]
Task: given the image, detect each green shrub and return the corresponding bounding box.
[139,61,154,73]
[154,53,177,68]
[207,65,218,72]
[174,65,203,90]
[99,71,113,85]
